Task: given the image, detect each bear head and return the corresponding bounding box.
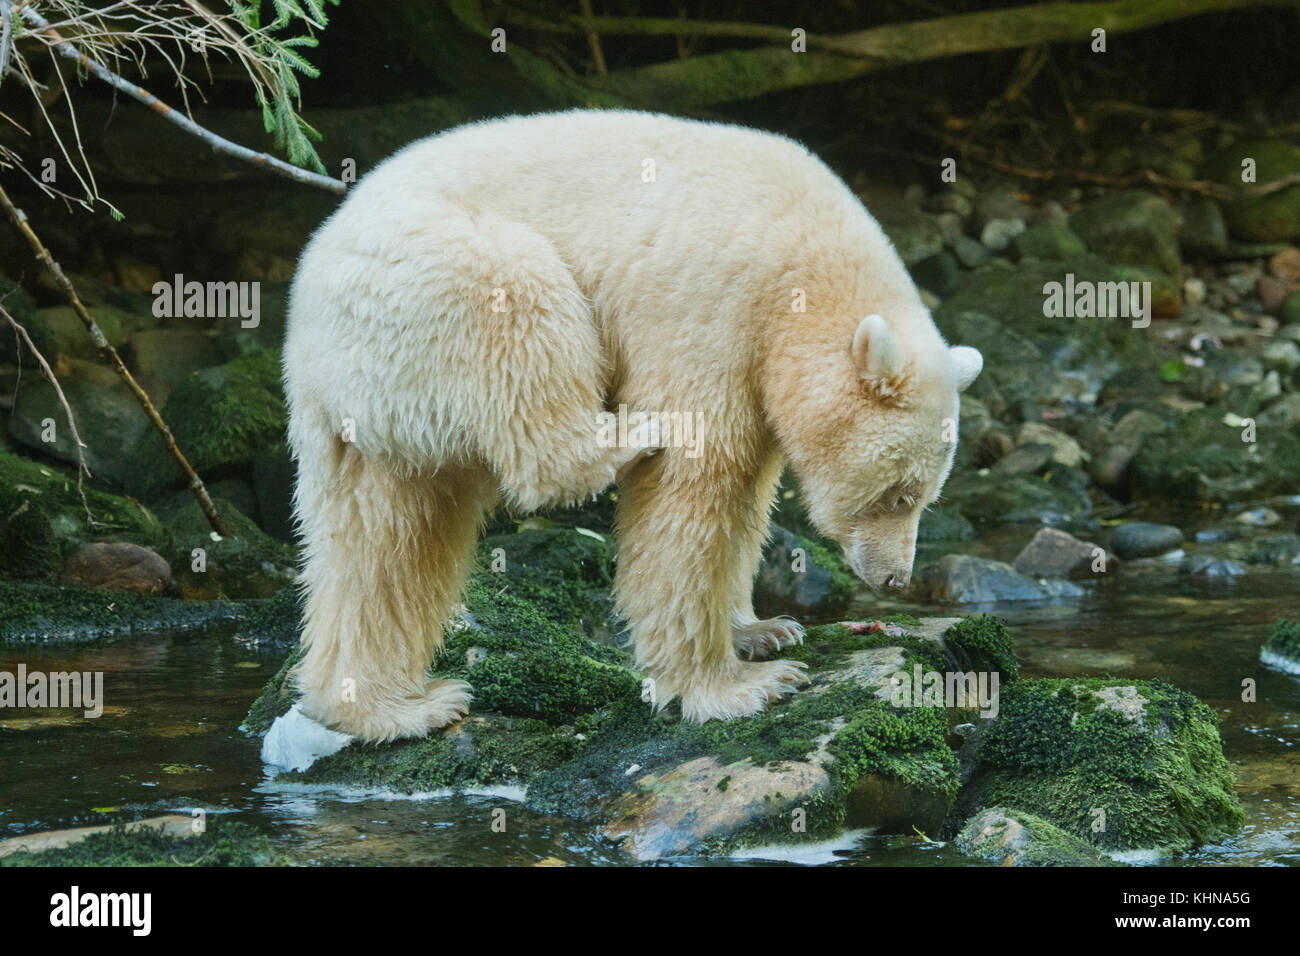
[790,313,982,591]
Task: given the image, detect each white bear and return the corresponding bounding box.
[283,110,982,741]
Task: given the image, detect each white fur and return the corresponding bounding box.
[284,110,981,740]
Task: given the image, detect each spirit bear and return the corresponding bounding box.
[284,110,982,742]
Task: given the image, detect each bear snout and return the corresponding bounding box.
[868,569,911,590]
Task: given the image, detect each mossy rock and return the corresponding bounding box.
[125,349,287,499]
[152,494,297,599]
[0,579,243,645]
[36,305,131,362]
[1131,406,1300,503]
[941,469,1092,526]
[257,605,1015,860]
[8,377,150,488]
[956,678,1243,854]
[476,527,615,637]
[0,451,160,580]
[936,256,1156,376]
[233,586,304,652]
[754,524,856,616]
[0,817,286,867]
[1202,139,1300,242]
[1261,618,1300,674]
[441,577,638,721]
[956,806,1113,866]
[1070,191,1183,277]
[0,281,52,365]
[918,503,975,543]
[1012,224,1087,261]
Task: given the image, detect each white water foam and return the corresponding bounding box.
[260,705,352,771]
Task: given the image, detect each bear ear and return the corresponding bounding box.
[852,314,905,383]
[950,345,983,392]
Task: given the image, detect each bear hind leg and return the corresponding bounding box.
[292,433,494,742]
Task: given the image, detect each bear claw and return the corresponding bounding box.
[732,617,806,660]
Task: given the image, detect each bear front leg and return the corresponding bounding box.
[614,454,809,721]
[724,451,806,660]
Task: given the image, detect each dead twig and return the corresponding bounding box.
[0,297,96,526]
[909,125,1300,200]
[577,0,606,77]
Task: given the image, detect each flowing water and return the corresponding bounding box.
[1,520,1297,866]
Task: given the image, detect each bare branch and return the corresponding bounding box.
[0,297,96,525]
[15,4,345,194]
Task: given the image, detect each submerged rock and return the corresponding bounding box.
[0,817,285,867]
[1261,618,1300,675]
[1110,521,1184,559]
[920,554,1084,604]
[1012,527,1114,580]
[1181,554,1247,580]
[955,806,1111,867]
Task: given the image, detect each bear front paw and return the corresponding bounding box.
[677,659,809,722]
[732,617,805,660]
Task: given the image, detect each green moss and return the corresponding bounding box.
[956,807,1114,867]
[286,714,583,793]
[795,533,858,607]
[1263,618,1300,660]
[943,615,1019,680]
[438,576,639,722]
[1203,139,1300,242]
[153,495,297,599]
[0,451,160,579]
[783,621,943,672]
[0,579,243,645]
[251,572,641,788]
[0,818,287,867]
[886,613,923,628]
[127,349,287,498]
[232,586,303,649]
[525,673,962,843]
[828,702,958,798]
[964,678,1243,852]
[241,643,304,736]
[1132,407,1300,503]
[476,527,614,636]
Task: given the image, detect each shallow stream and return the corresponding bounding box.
[1,518,1296,866]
